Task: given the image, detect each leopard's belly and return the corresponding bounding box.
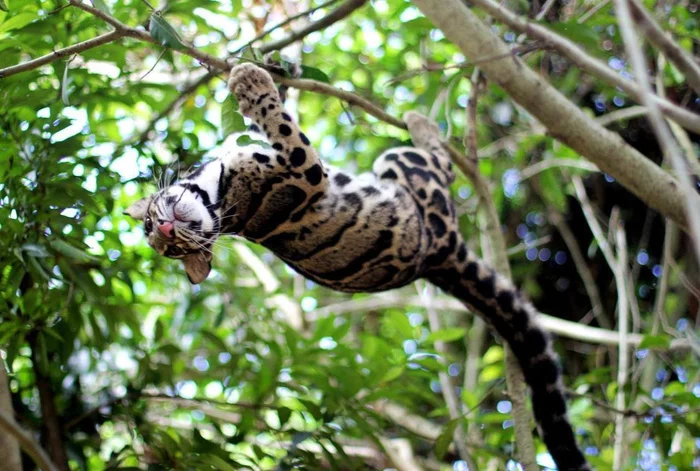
[250,167,428,292]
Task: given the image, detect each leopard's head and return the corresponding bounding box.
[125,183,218,284]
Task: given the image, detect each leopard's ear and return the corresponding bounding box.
[182,252,212,284]
[124,196,153,221]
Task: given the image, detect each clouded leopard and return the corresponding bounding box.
[126,63,590,470]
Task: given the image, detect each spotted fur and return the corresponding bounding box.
[126,64,590,470]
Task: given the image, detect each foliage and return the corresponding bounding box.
[1,0,698,470]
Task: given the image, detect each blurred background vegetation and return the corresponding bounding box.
[0,0,698,470]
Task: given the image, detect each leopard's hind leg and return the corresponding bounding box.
[372,112,461,271]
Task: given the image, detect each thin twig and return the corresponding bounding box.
[629,0,700,96]
[232,0,342,55]
[417,282,477,470]
[535,0,558,21]
[578,0,611,24]
[613,0,700,269]
[469,0,700,135]
[519,158,600,181]
[611,219,629,471]
[259,0,368,53]
[274,74,406,129]
[310,294,692,352]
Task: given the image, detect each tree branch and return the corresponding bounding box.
[0,30,124,79]
[273,74,406,128]
[412,0,696,233]
[259,0,369,54]
[66,0,229,70]
[233,0,343,54]
[0,410,58,471]
[0,366,22,471]
[468,0,700,135]
[629,0,700,96]
[309,294,693,352]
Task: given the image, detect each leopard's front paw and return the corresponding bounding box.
[228,63,278,117]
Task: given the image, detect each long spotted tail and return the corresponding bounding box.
[426,248,590,471]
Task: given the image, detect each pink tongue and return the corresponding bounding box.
[157,221,174,238]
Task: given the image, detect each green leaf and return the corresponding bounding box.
[236,134,270,148]
[434,418,459,459]
[639,334,671,350]
[300,66,330,83]
[278,407,292,428]
[0,0,8,13]
[89,0,110,14]
[384,311,415,340]
[221,94,246,137]
[21,243,49,258]
[149,13,185,50]
[27,255,52,281]
[380,365,404,383]
[0,12,36,33]
[196,455,239,471]
[425,327,467,343]
[49,239,98,262]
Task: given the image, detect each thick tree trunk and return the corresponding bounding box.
[28,332,70,471]
[0,365,23,471]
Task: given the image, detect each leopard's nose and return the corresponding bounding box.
[157,221,174,238]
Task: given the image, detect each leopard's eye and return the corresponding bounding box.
[145,216,153,233]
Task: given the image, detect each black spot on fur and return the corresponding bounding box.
[381,169,398,180]
[261,107,267,118]
[277,155,286,165]
[249,124,260,133]
[384,153,399,161]
[430,189,450,215]
[431,154,442,169]
[290,147,307,167]
[525,355,560,386]
[300,132,310,145]
[404,151,428,166]
[279,124,292,136]
[304,164,323,186]
[457,244,467,262]
[253,152,269,163]
[416,188,427,199]
[362,186,379,196]
[273,143,284,151]
[496,289,515,313]
[428,213,447,237]
[282,113,292,121]
[334,173,351,186]
[475,271,496,299]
